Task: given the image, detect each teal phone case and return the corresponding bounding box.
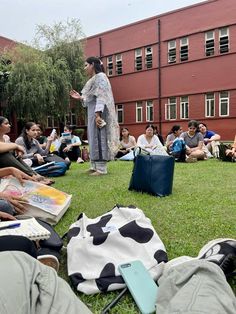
[118,260,158,314]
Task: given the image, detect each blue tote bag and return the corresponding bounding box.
[129,153,175,197]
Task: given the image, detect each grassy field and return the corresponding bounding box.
[54,159,236,313]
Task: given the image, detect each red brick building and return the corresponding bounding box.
[84,0,236,140]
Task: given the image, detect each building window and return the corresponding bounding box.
[168,40,176,63]
[136,101,143,122]
[205,93,215,117]
[135,48,142,71]
[146,100,153,122]
[165,97,177,120]
[116,104,123,124]
[115,54,122,75]
[205,31,215,56]
[47,116,54,128]
[180,96,189,119]
[145,46,153,69]
[219,91,229,116]
[47,116,59,128]
[180,37,188,61]
[107,56,113,76]
[65,110,77,125]
[219,27,229,54]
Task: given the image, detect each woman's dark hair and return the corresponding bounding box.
[120,127,129,140]
[36,124,44,132]
[21,122,37,150]
[199,122,207,128]
[145,124,155,130]
[0,116,8,126]
[171,125,181,134]
[86,56,105,74]
[188,120,198,128]
[64,125,76,135]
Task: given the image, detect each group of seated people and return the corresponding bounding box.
[115,120,236,163]
[0,116,86,181]
[0,116,235,312]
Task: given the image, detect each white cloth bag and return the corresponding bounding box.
[67,205,167,294]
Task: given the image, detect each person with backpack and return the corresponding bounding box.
[15,122,69,176]
[166,125,186,162]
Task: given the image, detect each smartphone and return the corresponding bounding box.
[118,260,158,314]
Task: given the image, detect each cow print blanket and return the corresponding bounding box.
[67,204,168,294]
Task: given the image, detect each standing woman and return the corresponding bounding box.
[70,56,119,176]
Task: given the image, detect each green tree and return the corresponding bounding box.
[1,18,85,124]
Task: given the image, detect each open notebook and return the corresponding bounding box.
[0,218,51,240]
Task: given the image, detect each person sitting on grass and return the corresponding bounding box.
[137,124,168,156]
[225,134,236,161]
[59,125,83,163]
[198,122,221,158]
[115,127,136,158]
[0,139,54,185]
[165,125,183,153]
[180,120,205,162]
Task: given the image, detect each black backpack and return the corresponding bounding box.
[218,143,233,162]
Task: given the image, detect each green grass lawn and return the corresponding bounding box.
[54,159,236,313]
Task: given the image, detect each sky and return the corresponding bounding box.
[0,0,204,44]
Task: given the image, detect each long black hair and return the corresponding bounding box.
[86,56,105,74]
[0,116,8,126]
[21,122,36,150]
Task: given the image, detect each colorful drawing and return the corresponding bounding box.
[0,178,72,216]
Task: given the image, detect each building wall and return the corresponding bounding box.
[84,0,236,140]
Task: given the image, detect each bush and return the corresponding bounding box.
[74,128,84,139]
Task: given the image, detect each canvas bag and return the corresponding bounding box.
[67,205,168,295]
[129,153,175,197]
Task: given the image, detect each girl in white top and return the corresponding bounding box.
[116,127,136,158]
[137,124,168,156]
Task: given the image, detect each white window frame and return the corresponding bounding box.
[115,54,122,75]
[107,56,113,76]
[205,30,215,56]
[145,46,153,69]
[116,104,124,124]
[135,48,142,71]
[165,97,177,120]
[47,116,59,128]
[168,40,176,63]
[180,96,189,119]
[205,93,215,117]
[180,37,188,62]
[136,101,143,122]
[219,91,229,117]
[146,100,153,122]
[219,27,229,54]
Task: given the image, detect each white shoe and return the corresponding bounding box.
[77,157,84,163]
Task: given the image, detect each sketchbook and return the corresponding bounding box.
[0,217,51,240]
[0,178,72,224]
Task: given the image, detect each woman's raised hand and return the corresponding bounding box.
[70,89,82,100]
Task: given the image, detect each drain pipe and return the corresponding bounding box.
[157,19,162,135]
